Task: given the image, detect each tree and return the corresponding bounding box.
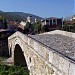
[0,16,3,21]
[63,24,69,31]
[33,22,41,34]
[24,22,30,33]
[24,22,34,34]
[3,19,8,29]
[41,24,50,33]
[72,21,75,32]
[0,16,8,29]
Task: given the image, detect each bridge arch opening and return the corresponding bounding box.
[14,44,27,67]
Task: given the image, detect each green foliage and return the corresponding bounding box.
[0,17,3,21]
[62,24,75,33]
[63,24,69,31]
[33,22,41,33]
[25,22,30,29]
[0,65,29,75]
[42,25,50,32]
[24,22,30,32]
[72,25,75,32]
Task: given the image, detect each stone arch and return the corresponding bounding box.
[14,44,27,67]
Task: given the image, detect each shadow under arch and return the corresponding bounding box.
[14,44,27,67]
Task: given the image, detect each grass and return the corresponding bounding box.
[0,65,29,75]
[0,57,30,75]
[0,56,8,64]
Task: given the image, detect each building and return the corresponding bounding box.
[41,17,63,30]
[8,21,19,30]
[27,16,34,23]
[19,21,26,30]
[27,16,40,23]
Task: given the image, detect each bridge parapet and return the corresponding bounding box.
[42,30,75,39]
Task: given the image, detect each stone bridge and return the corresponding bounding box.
[8,30,75,75]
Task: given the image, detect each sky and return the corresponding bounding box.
[0,0,74,18]
[74,0,75,13]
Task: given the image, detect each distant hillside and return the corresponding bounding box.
[0,11,43,21]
